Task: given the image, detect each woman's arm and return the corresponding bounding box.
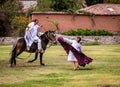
[77,45,82,53]
[63,37,75,44]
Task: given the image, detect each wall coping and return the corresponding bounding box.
[32,12,120,16]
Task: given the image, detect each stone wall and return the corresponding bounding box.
[63,36,120,44]
[0,37,20,45]
[0,36,120,45]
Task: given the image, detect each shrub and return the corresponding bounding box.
[11,16,29,36]
[76,29,84,35]
[62,29,77,36]
[94,30,113,36]
[84,29,95,36]
[62,28,113,36]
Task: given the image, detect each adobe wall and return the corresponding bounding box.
[31,12,120,34]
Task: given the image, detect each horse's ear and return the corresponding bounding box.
[48,30,56,33]
[51,30,56,33]
[48,30,51,32]
[53,30,56,33]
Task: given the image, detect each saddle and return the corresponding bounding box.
[29,42,38,52]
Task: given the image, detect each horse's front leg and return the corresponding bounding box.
[28,52,38,63]
[40,53,45,66]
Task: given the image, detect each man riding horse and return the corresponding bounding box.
[10,19,56,67]
[24,19,43,53]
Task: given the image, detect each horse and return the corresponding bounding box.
[10,30,56,67]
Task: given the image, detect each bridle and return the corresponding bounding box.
[43,31,56,42]
[39,31,56,48]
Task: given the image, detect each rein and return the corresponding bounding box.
[41,32,54,42]
[40,32,56,48]
[17,53,32,60]
[44,33,52,41]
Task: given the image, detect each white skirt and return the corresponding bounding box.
[68,51,77,62]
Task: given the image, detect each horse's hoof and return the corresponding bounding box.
[27,60,33,63]
[41,63,45,66]
[10,65,13,67]
[10,64,14,67]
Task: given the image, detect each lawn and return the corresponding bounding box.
[0,44,120,87]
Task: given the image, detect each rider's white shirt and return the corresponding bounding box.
[24,23,40,50]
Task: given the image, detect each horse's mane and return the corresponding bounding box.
[40,31,48,39]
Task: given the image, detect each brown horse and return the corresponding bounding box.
[10,30,56,67]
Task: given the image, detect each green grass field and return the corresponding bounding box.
[0,44,120,87]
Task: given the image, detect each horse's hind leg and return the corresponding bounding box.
[28,52,38,63]
[14,49,23,65]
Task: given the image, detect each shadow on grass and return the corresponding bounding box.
[0,59,94,72]
[96,84,120,87]
[79,68,93,70]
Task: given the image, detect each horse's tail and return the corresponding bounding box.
[10,41,17,56]
[10,41,17,67]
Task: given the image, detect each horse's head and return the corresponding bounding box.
[44,30,56,41]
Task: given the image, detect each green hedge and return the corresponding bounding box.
[62,29,113,36]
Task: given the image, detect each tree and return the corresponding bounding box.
[85,0,103,6]
[51,0,82,12]
[0,13,9,37]
[50,0,69,11]
[11,16,29,36]
[85,0,120,6]
[104,0,120,3]
[0,0,7,5]
[36,0,53,11]
[0,0,23,18]
[36,0,83,12]
[0,0,23,36]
